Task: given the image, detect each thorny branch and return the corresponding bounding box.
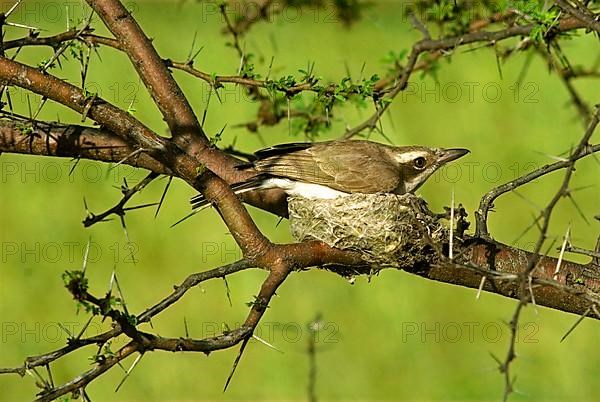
[0,10,595,141]
[0,1,599,401]
[82,171,159,227]
[495,104,600,402]
[344,15,590,139]
[475,140,600,239]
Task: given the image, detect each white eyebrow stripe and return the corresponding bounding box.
[393,150,428,164]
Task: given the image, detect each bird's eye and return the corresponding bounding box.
[413,157,426,169]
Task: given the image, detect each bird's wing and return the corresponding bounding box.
[253,142,323,159]
[253,142,401,193]
[234,142,323,170]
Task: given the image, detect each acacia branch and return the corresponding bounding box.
[0,57,165,150]
[0,3,598,400]
[18,239,365,401]
[344,16,589,138]
[85,0,206,143]
[490,93,600,399]
[83,0,261,232]
[555,0,600,34]
[34,341,138,402]
[476,142,600,238]
[0,51,288,213]
[0,117,170,174]
[83,0,267,194]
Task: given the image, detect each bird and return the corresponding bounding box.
[190,140,469,210]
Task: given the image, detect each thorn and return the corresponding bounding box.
[528,275,538,315]
[560,306,591,342]
[553,225,571,279]
[275,216,284,228]
[183,317,189,338]
[170,207,205,228]
[359,61,366,82]
[76,315,94,340]
[108,148,146,171]
[108,269,116,295]
[265,56,275,81]
[114,353,143,393]
[82,388,92,402]
[27,366,50,390]
[566,193,590,224]
[154,176,173,219]
[449,187,455,260]
[5,0,24,18]
[5,21,43,31]
[57,322,74,338]
[494,42,504,80]
[68,157,82,176]
[236,43,246,76]
[82,237,91,274]
[488,351,502,366]
[113,272,129,316]
[32,96,48,121]
[83,197,91,217]
[533,150,569,162]
[252,334,283,353]
[512,189,542,211]
[201,86,213,127]
[476,276,486,299]
[122,202,160,212]
[223,277,232,307]
[186,31,198,63]
[119,215,136,265]
[223,337,250,392]
[511,212,542,245]
[44,364,54,389]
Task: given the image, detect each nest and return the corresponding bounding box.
[288,193,448,268]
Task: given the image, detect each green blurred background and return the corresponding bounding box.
[0,1,599,401]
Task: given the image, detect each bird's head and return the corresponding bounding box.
[390,146,470,193]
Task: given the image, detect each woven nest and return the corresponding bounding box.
[288,193,447,268]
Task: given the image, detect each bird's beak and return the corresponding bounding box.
[438,148,470,164]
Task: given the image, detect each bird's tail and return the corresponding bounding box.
[190,174,267,210]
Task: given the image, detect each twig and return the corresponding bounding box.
[497,104,600,401]
[83,171,159,227]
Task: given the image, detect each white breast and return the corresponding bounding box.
[261,178,348,199]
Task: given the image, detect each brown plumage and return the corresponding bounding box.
[191,140,469,209]
[249,141,405,193]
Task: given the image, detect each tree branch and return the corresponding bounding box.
[344,16,589,138]
[0,117,170,174]
[85,0,206,144]
[555,0,600,35]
